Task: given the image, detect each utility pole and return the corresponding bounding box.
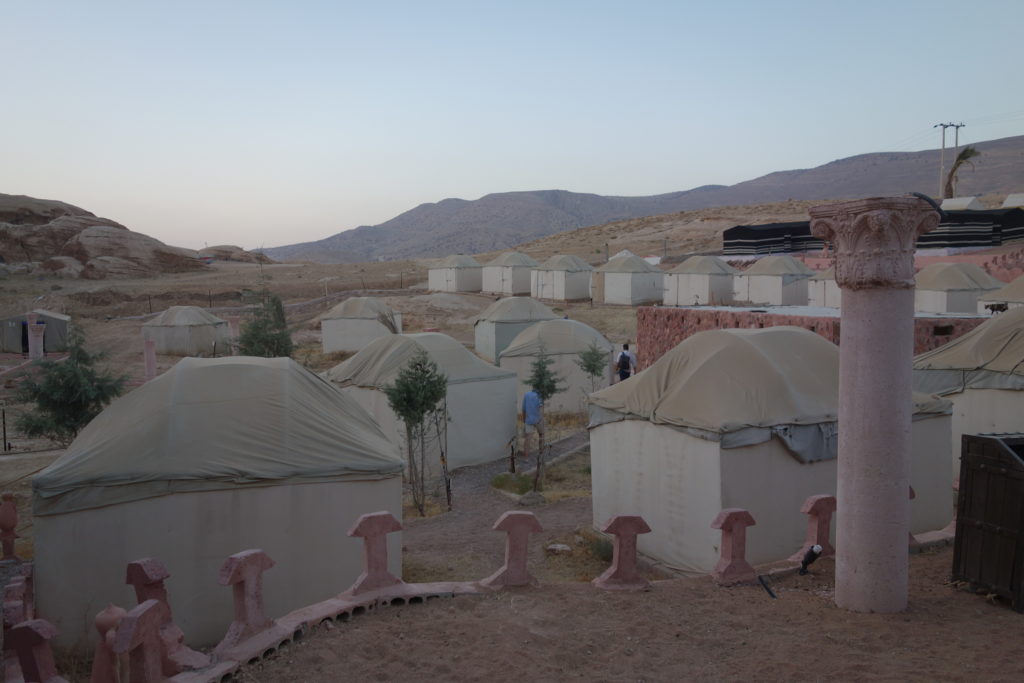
[933,122,966,197]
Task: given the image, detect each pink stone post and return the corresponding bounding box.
[810,197,939,613]
[482,511,543,588]
[113,600,170,683]
[7,619,63,683]
[346,511,404,595]
[91,604,127,683]
[0,491,20,562]
[143,340,157,382]
[227,316,241,355]
[592,515,652,591]
[710,508,757,585]
[27,320,46,361]
[125,558,209,671]
[214,549,276,657]
[788,494,837,562]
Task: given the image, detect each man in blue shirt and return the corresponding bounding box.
[521,389,543,460]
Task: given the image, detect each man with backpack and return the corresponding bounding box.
[615,343,637,382]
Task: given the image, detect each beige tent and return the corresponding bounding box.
[427,255,482,292]
[473,296,558,363]
[914,262,1003,314]
[32,356,403,650]
[0,309,71,353]
[590,327,952,575]
[941,196,984,211]
[321,297,402,353]
[1002,194,1024,209]
[732,254,813,306]
[482,252,540,295]
[913,307,1024,478]
[530,255,593,301]
[325,333,517,474]
[807,267,842,308]
[663,256,737,306]
[593,255,664,305]
[142,306,230,356]
[498,319,613,414]
[977,274,1024,313]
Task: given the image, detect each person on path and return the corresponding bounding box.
[615,343,637,382]
[521,388,543,460]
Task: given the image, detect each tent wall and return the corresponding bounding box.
[35,478,401,650]
[475,320,538,363]
[142,323,230,357]
[734,275,809,306]
[428,267,481,292]
[531,270,591,301]
[0,314,70,353]
[483,266,531,295]
[502,352,612,414]
[947,388,1024,479]
[322,315,402,354]
[808,280,842,308]
[663,273,734,306]
[602,272,664,305]
[916,289,986,314]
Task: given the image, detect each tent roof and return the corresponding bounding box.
[474,297,558,324]
[143,306,226,327]
[0,309,71,324]
[669,255,737,275]
[981,274,1024,304]
[325,332,514,388]
[485,252,540,267]
[914,307,1024,376]
[741,254,815,277]
[1003,193,1024,209]
[535,254,593,272]
[322,297,394,321]
[941,197,984,211]
[433,254,481,269]
[590,327,948,434]
[499,319,612,359]
[915,262,1003,292]
[811,267,836,281]
[32,357,403,516]
[596,254,662,274]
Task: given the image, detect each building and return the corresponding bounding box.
[530,254,593,302]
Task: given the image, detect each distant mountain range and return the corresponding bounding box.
[263,135,1024,264]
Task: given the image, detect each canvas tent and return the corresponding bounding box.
[941,197,984,211]
[473,296,558,363]
[663,256,737,306]
[1003,194,1024,209]
[427,255,482,292]
[592,254,664,305]
[482,252,540,295]
[977,274,1024,313]
[732,254,814,306]
[32,356,403,650]
[0,309,70,353]
[589,327,952,575]
[913,307,1024,478]
[914,262,1003,314]
[325,333,517,474]
[530,254,593,302]
[321,297,402,353]
[141,306,230,356]
[498,319,613,414]
[807,268,842,308]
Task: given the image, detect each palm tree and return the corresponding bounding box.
[943,146,981,199]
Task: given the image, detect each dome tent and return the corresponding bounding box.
[498,319,614,413]
[427,255,482,292]
[320,297,402,353]
[32,356,403,650]
[914,262,1003,314]
[142,306,230,356]
[977,273,1024,313]
[663,255,737,306]
[807,267,841,308]
[589,327,952,575]
[530,254,593,302]
[732,254,814,306]
[473,296,558,363]
[592,254,664,305]
[482,252,541,296]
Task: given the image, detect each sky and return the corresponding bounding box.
[3,1,1023,251]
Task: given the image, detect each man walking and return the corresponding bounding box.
[615,343,637,383]
[521,388,543,460]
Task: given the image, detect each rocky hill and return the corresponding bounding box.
[264,135,1024,264]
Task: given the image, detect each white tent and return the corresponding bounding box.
[498,319,613,414]
[321,297,402,353]
[914,262,1003,314]
[807,267,842,308]
[0,309,71,353]
[482,252,540,295]
[941,196,984,211]
[589,327,952,575]
[141,306,230,357]
[663,256,736,306]
[473,296,558,363]
[1002,194,1024,209]
[427,255,483,293]
[732,254,814,306]
[325,333,517,474]
[530,254,593,302]
[32,357,403,650]
[592,254,664,305]
[977,274,1024,313]
[913,307,1024,479]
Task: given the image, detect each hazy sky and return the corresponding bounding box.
[4,1,1023,251]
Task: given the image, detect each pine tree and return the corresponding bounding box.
[575,341,609,393]
[525,348,565,490]
[239,292,293,357]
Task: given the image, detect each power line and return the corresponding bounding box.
[933,122,965,197]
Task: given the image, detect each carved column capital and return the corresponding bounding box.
[809,197,939,290]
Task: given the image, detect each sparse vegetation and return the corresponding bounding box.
[239,292,293,357]
[575,341,609,394]
[944,145,981,199]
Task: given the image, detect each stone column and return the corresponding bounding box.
[143,340,157,382]
[226,316,241,356]
[809,197,939,613]
[27,318,46,361]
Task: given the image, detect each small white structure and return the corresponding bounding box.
[427,255,483,293]
[592,254,664,305]
[325,333,517,474]
[321,297,402,353]
[663,255,736,306]
[978,274,1024,313]
[32,357,403,650]
[914,262,1004,314]
[589,327,952,575]
[941,196,984,211]
[0,309,71,353]
[1002,194,1024,209]
[807,267,842,308]
[473,296,558,363]
[914,307,1024,478]
[482,252,540,295]
[498,319,613,414]
[732,254,814,306]
[141,306,230,356]
[531,254,593,301]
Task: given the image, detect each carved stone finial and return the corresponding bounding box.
[809,197,939,290]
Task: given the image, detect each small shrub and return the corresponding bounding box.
[589,537,614,563]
